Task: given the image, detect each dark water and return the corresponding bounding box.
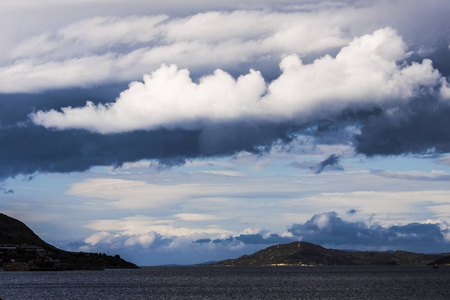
[1,266,450,299]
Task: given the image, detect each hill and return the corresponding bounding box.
[211,241,448,266]
[0,213,138,271]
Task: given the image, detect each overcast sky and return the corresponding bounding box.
[1,0,450,265]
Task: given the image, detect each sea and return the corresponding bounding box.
[1,266,450,299]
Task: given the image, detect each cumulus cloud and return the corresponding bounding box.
[83,215,293,247]
[288,212,450,253]
[32,65,267,132]
[0,2,449,181]
[81,231,171,251]
[31,28,445,134]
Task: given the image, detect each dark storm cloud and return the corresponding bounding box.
[290,153,344,174]
[311,154,343,174]
[0,85,128,125]
[0,125,197,179]
[0,89,300,180]
[355,97,450,156]
[288,212,449,253]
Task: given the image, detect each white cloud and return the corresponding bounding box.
[436,156,450,166]
[123,232,158,248]
[68,178,195,209]
[81,214,290,251]
[174,213,226,221]
[82,215,235,250]
[84,231,122,247]
[294,190,450,225]
[32,28,444,133]
[32,66,266,132]
[0,10,350,93]
[440,78,450,100]
[263,28,441,118]
[66,161,450,232]
[77,208,450,265]
[11,15,169,60]
[1,1,449,72]
[67,172,309,210]
[1,2,449,93]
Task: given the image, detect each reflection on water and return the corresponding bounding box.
[1,266,450,299]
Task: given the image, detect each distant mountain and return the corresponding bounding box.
[0,213,138,271]
[211,241,448,266]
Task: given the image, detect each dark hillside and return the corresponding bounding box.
[0,213,138,270]
[212,241,447,266]
[0,213,57,250]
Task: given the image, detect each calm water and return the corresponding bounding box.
[1,266,450,299]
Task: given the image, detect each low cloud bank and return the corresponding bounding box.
[288,212,450,253]
[71,212,450,265]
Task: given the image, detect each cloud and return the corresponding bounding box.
[288,212,450,253]
[299,190,450,222]
[31,66,267,132]
[174,213,225,221]
[85,215,235,237]
[66,168,322,210]
[0,125,200,180]
[436,156,450,166]
[311,154,343,174]
[355,96,450,155]
[81,231,172,250]
[72,211,450,265]
[77,214,298,264]
[31,28,445,134]
[4,0,450,93]
[0,91,299,180]
[11,15,169,59]
[0,5,449,181]
[289,154,344,174]
[0,182,14,194]
[194,233,296,246]
[371,170,450,182]
[0,10,350,93]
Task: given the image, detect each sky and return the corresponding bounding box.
[1,0,450,266]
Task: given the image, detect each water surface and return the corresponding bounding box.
[1,266,449,299]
